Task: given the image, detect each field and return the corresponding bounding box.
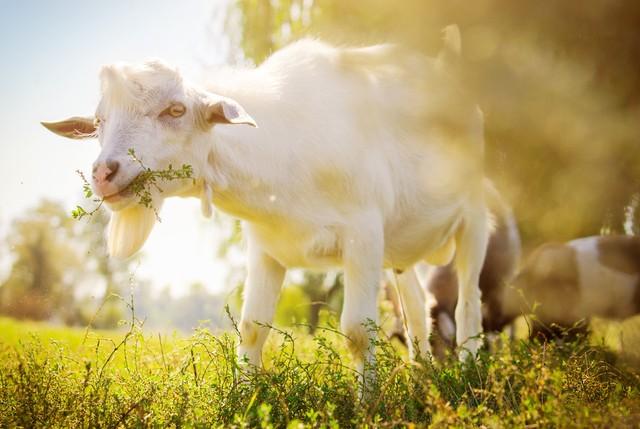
[2,315,640,428]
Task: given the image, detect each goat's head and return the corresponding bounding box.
[42,60,257,258]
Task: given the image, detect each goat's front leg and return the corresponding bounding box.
[341,213,384,391]
[454,205,489,361]
[237,240,286,367]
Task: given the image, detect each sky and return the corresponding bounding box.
[0,0,240,296]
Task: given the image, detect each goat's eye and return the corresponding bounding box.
[160,102,186,118]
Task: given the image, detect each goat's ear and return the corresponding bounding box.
[41,116,96,139]
[201,96,257,128]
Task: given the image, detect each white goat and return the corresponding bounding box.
[424,181,521,356]
[42,27,489,379]
[501,235,640,339]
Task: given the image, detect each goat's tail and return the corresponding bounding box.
[482,179,508,234]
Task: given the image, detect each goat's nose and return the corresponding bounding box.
[93,159,120,183]
[105,160,120,181]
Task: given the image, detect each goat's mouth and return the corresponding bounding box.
[102,179,138,210]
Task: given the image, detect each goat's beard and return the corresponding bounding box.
[107,203,158,258]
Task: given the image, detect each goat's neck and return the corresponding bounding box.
[195,129,278,223]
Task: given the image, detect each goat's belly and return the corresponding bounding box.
[577,263,639,319]
[250,222,344,269]
[250,215,458,271]
[383,212,461,269]
[383,231,455,269]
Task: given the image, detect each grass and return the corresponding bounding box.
[1,315,639,428]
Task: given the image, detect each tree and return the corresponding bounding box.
[228,0,640,246]
[0,200,135,327]
[0,200,80,321]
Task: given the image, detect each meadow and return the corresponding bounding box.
[3,1,640,428]
[2,313,640,428]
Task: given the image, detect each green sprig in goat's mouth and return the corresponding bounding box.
[72,148,194,221]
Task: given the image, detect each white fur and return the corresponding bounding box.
[568,237,639,320]
[438,312,456,343]
[394,268,432,358]
[45,32,489,372]
[107,205,157,258]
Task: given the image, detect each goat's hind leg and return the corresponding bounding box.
[454,205,489,361]
[393,267,432,359]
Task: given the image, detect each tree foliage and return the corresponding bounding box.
[0,201,79,321]
[0,200,133,327]
[229,0,640,247]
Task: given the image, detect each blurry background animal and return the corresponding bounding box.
[501,234,640,340]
